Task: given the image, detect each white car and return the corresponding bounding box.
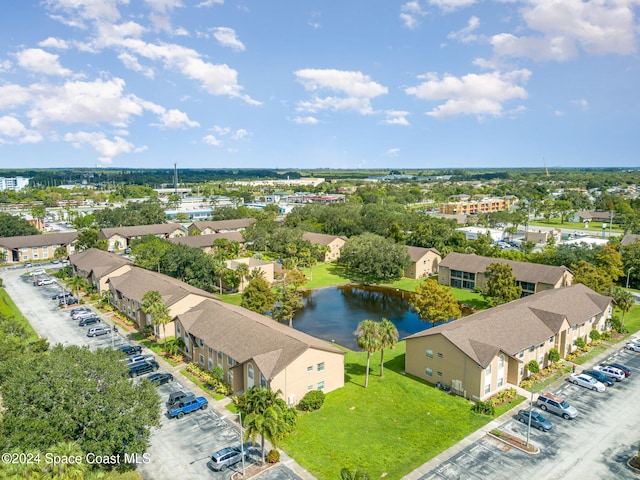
[626,343,640,353]
[38,278,54,286]
[594,365,625,381]
[30,269,46,276]
[570,373,606,392]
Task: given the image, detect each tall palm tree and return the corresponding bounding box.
[243,404,287,464]
[354,319,381,388]
[378,318,398,378]
[212,257,227,295]
[235,262,250,292]
[141,290,172,351]
[67,275,86,302]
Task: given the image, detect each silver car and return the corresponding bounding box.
[536,392,578,419]
[207,447,243,471]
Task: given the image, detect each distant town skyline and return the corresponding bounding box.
[0,1,639,169]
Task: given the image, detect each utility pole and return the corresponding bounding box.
[173,163,178,195]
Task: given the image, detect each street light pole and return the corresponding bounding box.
[223,412,245,477]
[526,388,534,447]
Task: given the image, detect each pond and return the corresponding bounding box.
[289,284,450,350]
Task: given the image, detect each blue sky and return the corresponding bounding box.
[0,0,638,170]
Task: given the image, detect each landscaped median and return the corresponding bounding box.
[280,342,524,480]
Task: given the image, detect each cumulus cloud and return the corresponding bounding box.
[144,0,184,33]
[0,84,33,109]
[212,27,245,52]
[154,109,200,129]
[294,68,388,115]
[202,134,221,146]
[118,52,155,77]
[64,130,146,163]
[381,110,410,126]
[386,148,401,157]
[491,0,638,61]
[405,69,530,119]
[0,116,43,144]
[197,0,224,7]
[15,48,72,76]
[448,16,480,43]
[428,0,476,12]
[293,116,319,125]
[400,1,426,30]
[38,37,69,49]
[46,0,124,24]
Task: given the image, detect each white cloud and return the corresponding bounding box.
[492,0,638,61]
[209,125,250,140]
[64,130,146,164]
[406,69,530,119]
[156,109,200,129]
[381,110,411,126]
[293,116,319,125]
[231,128,249,140]
[448,16,480,43]
[118,52,155,78]
[400,1,426,30]
[27,78,145,129]
[294,69,388,115]
[38,37,69,49]
[572,98,589,111]
[212,27,245,52]
[145,0,184,33]
[0,116,43,144]
[46,0,125,24]
[428,0,476,12]
[15,48,72,76]
[197,0,224,7]
[0,84,32,109]
[386,148,401,157]
[203,134,221,146]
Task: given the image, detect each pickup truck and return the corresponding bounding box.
[167,396,208,419]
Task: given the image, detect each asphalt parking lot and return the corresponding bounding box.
[413,348,640,480]
[2,266,305,480]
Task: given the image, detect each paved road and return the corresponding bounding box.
[408,348,640,480]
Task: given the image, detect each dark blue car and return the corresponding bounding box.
[582,369,615,387]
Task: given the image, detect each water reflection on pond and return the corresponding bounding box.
[289,284,442,350]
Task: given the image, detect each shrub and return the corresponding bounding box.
[547,347,560,364]
[471,401,495,416]
[601,331,612,341]
[589,329,601,341]
[610,316,628,334]
[574,337,586,349]
[298,390,325,411]
[266,449,280,464]
[210,366,224,383]
[141,325,154,338]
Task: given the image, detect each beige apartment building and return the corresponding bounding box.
[405,284,612,401]
[187,218,256,236]
[0,232,78,264]
[438,252,573,296]
[70,248,133,293]
[99,223,186,252]
[439,197,511,215]
[404,246,441,279]
[301,232,347,261]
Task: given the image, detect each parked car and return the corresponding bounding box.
[120,345,142,356]
[570,373,606,392]
[129,360,159,378]
[25,262,32,268]
[69,307,91,316]
[30,269,46,276]
[167,395,208,419]
[72,310,95,319]
[517,410,553,432]
[148,373,174,386]
[60,297,79,306]
[37,277,54,286]
[78,316,101,326]
[127,354,155,365]
[609,363,631,377]
[626,343,640,353]
[52,291,72,300]
[582,370,615,387]
[166,391,193,409]
[207,447,243,471]
[536,393,578,419]
[87,326,111,337]
[594,365,625,381]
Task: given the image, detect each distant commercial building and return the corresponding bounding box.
[439,196,511,215]
[0,176,30,191]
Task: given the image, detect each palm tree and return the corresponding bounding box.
[235,262,250,292]
[46,441,88,479]
[67,275,86,302]
[212,257,226,295]
[378,318,398,378]
[141,290,172,351]
[610,286,634,327]
[354,319,381,388]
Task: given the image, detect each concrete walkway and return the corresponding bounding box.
[402,343,625,480]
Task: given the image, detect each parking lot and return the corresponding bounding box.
[413,348,640,480]
[2,266,304,480]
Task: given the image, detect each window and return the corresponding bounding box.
[484,383,491,395]
[539,355,544,365]
[497,378,504,387]
[317,381,325,390]
[529,345,535,352]
[208,347,213,355]
[425,367,433,377]
[261,374,267,388]
[176,325,181,335]
[218,351,223,360]
[519,366,524,376]
[248,364,254,380]
[437,371,443,377]
[199,339,204,347]
[307,365,313,371]
[549,336,554,344]
[228,356,234,366]
[209,359,214,370]
[498,355,504,369]
[317,362,325,372]
[199,354,204,365]
[518,350,524,358]
[228,371,233,384]
[425,349,433,358]
[307,385,313,391]
[485,364,492,374]
[437,352,443,359]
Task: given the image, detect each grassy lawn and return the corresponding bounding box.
[281,342,523,480]
[622,304,640,335]
[0,288,39,341]
[300,262,352,289]
[528,219,624,234]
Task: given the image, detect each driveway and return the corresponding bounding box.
[1,265,307,480]
[408,348,640,480]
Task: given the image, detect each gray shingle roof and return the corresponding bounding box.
[406,245,441,262]
[108,266,216,306]
[621,233,640,247]
[177,299,344,380]
[439,252,570,285]
[99,223,185,239]
[70,248,132,279]
[168,231,245,248]
[190,218,255,232]
[405,283,612,368]
[0,232,78,249]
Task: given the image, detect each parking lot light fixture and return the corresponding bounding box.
[222,412,245,477]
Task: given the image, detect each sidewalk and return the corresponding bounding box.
[402,341,625,480]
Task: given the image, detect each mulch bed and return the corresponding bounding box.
[232,462,275,480]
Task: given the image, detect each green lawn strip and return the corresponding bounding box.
[527,219,623,234]
[572,344,611,366]
[180,371,225,401]
[129,332,180,367]
[220,293,242,306]
[0,287,39,341]
[281,342,497,480]
[622,305,640,334]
